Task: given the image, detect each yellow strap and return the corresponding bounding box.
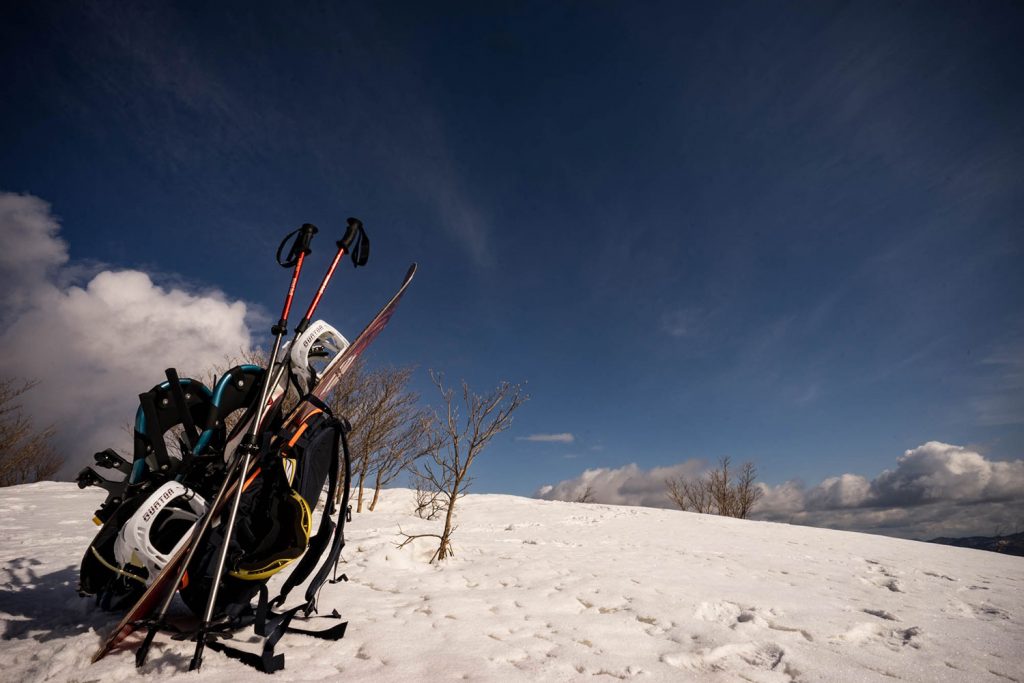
[90,547,147,585]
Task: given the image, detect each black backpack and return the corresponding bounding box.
[77,369,353,672]
[181,403,353,672]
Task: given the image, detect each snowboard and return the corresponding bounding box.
[91,263,417,664]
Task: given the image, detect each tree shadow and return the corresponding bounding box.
[0,557,116,642]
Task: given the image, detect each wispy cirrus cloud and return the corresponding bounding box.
[660,307,706,339]
[36,2,495,268]
[970,332,1024,426]
[518,433,575,443]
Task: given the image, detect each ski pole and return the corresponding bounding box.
[263,217,369,396]
[188,223,317,672]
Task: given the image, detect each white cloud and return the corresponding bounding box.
[806,473,871,509]
[518,433,575,443]
[754,442,1024,538]
[869,442,1023,505]
[536,460,705,508]
[537,442,1024,539]
[0,191,253,476]
[0,193,69,311]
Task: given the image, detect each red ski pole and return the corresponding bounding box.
[189,223,317,672]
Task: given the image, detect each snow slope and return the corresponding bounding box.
[1,482,1021,682]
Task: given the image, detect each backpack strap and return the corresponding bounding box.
[270,412,350,609]
[224,410,352,671]
[300,416,351,613]
[198,398,353,673]
[165,368,200,455]
[138,391,172,473]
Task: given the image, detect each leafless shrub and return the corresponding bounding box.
[574,485,596,503]
[414,479,444,520]
[0,378,61,486]
[666,456,762,519]
[399,372,527,562]
[329,363,428,512]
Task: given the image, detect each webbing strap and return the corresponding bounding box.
[271,415,347,608]
[200,404,353,672]
[344,219,370,268]
[138,392,170,472]
[213,584,345,673]
[302,424,352,611]
[205,637,286,674]
[165,369,198,467]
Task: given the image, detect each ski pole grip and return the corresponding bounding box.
[338,217,362,250]
[295,222,317,255]
[277,223,319,268]
[340,216,370,267]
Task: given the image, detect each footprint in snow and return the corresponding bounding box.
[861,560,905,593]
[834,622,922,651]
[862,608,898,621]
[663,641,787,675]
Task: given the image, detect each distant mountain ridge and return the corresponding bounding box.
[928,531,1024,557]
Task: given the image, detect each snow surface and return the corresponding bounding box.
[1,482,1022,682]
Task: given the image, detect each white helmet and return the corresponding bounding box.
[291,320,349,390]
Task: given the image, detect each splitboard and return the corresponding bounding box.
[91,263,417,664]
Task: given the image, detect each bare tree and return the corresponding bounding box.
[329,363,427,512]
[708,456,735,517]
[665,456,762,519]
[400,372,527,562]
[0,378,61,487]
[574,485,596,503]
[733,461,762,519]
[666,476,715,514]
[367,410,430,511]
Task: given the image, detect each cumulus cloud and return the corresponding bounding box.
[0,191,253,475]
[537,442,1024,539]
[518,433,575,443]
[536,460,705,508]
[0,193,69,310]
[755,442,1024,539]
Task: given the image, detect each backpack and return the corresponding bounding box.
[78,347,353,671]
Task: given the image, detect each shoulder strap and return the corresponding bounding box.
[271,414,350,609]
[138,391,171,473]
[301,418,351,612]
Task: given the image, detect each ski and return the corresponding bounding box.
[90,263,417,664]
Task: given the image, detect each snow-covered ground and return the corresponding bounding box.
[1,482,1021,682]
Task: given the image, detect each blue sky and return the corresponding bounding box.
[1,1,1022,537]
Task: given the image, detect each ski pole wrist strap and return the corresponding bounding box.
[339,217,369,268]
[277,223,319,268]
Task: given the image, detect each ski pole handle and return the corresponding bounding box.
[276,223,318,268]
[294,217,369,334]
[339,217,362,250]
[272,224,317,335]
